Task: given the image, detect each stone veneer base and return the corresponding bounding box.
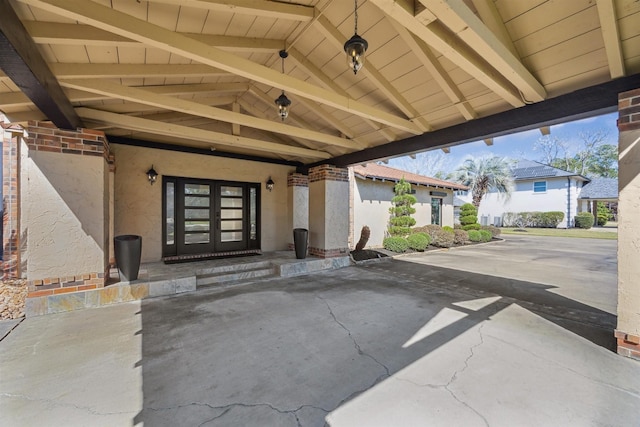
[25,255,351,316]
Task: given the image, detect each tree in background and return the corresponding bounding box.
[450,156,514,209]
[596,202,610,226]
[533,130,617,178]
[388,178,416,236]
[388,151,452,180]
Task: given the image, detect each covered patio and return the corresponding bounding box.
[1,0,640,360]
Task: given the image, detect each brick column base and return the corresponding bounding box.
[615,330,640,360]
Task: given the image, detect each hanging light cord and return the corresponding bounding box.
[354,0,359,34]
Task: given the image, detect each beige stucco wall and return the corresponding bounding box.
[352,178,454,248]
[111,144,294,262]
[23,150,106,279]
[617,127,640,336]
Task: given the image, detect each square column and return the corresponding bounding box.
[308,165,349,258]
[287,172,309,250]
[616,88,640,360]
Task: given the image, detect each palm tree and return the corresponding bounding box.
[451,156,514,209]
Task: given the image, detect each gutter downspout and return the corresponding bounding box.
[567,177,571,228]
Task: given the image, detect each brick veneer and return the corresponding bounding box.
[615,330,640,361]
[287,172,308,187]
[24,122,111,297]
[26,121,109,159]
[309,164,349,183]
[618,88,640,132]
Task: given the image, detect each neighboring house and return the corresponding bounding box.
[578,177,619,222]
[459,160,591,228]
[351,163,468,248]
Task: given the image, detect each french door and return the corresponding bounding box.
[163,177,260,258]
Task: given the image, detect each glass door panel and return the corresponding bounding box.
[216,184,245,250]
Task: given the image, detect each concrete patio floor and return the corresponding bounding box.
[1,236,639,426]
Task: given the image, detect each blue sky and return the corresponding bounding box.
[388,112,619,175]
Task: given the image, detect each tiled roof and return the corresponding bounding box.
[352,163,468,191]
[512,160,589,181]
[579,177,618,199]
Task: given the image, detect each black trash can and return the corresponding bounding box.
[114,235,142,282]
[293,228,308,259]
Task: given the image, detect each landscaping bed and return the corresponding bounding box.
[0,279,27,320]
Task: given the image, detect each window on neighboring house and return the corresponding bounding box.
[533,181,547,193]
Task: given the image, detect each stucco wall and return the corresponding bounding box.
[111,144,294,262]
[352,178,454,248]
[465,177,583,228]
[24,150,106,279]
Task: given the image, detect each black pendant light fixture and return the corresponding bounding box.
[344,0,368,75]
[274,50,291,121]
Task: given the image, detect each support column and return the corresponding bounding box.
[616,88,640,360]
[308,165,349,258]
[287,172,309,250]
[22,121,111,301]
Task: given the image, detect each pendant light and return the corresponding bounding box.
[344,0,368,75]
[274,50,291,121]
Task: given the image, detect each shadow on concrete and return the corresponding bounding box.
[131,259,616,426]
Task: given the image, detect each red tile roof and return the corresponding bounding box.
[353,163,468,190]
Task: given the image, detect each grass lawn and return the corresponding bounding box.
[500,227,617,240]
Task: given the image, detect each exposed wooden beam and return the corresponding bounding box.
[22,21,283,52]
[231,102,241,136]
[146,0,315,21]
[370,0,526,107]
[305,74,640,170]
[61,79,360,150]
[314,15,431,131]
[286,48,394,142]
[539,126,550,136]
[470,0,520,58]
[483,138,493,146]
[441,147,450,153]
[596,0,625,78]
[419,0,545,103]
[109,135,302,167]
[0,1,81,129]
[50,63,229,79]
[389,19,477,121]
[76,107,331,160]
[24,0,420,135]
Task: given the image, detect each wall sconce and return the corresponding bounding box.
[146,165,158,185]
[266,177,275,192]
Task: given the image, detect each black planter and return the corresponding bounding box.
[114,235,142,282]
[293,228,308,259]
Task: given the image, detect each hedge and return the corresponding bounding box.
[503,211,565,228]
[383,236,409,253]
[407,233,430,251]
[575,212,594,229]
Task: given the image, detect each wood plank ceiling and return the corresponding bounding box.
[1,0,639,166]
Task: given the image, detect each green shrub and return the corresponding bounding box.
[575,212,594,229]
[432,228,454,248]
[478,230,492,242]
[459,203,478,226]
[462,223,481,231]
[383,236,409,253]
[389,178,417,237]
[503,211,564,228]
[453,229,469,245]
[442,226,454,232]
[481,225,501,238]
[596,203,609,226]
[468,230,481,242]
[407,233,430,251]
[413,225,442,242]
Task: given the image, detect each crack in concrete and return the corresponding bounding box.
[148,401,329,427]
[444,324,489,427]
[0,392,135,416]
[316,295,391,379]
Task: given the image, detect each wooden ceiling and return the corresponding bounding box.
[1,0,639,167]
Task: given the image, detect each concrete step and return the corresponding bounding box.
[196,264,277,288]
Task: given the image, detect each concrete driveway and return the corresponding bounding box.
[2,235,639,426]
